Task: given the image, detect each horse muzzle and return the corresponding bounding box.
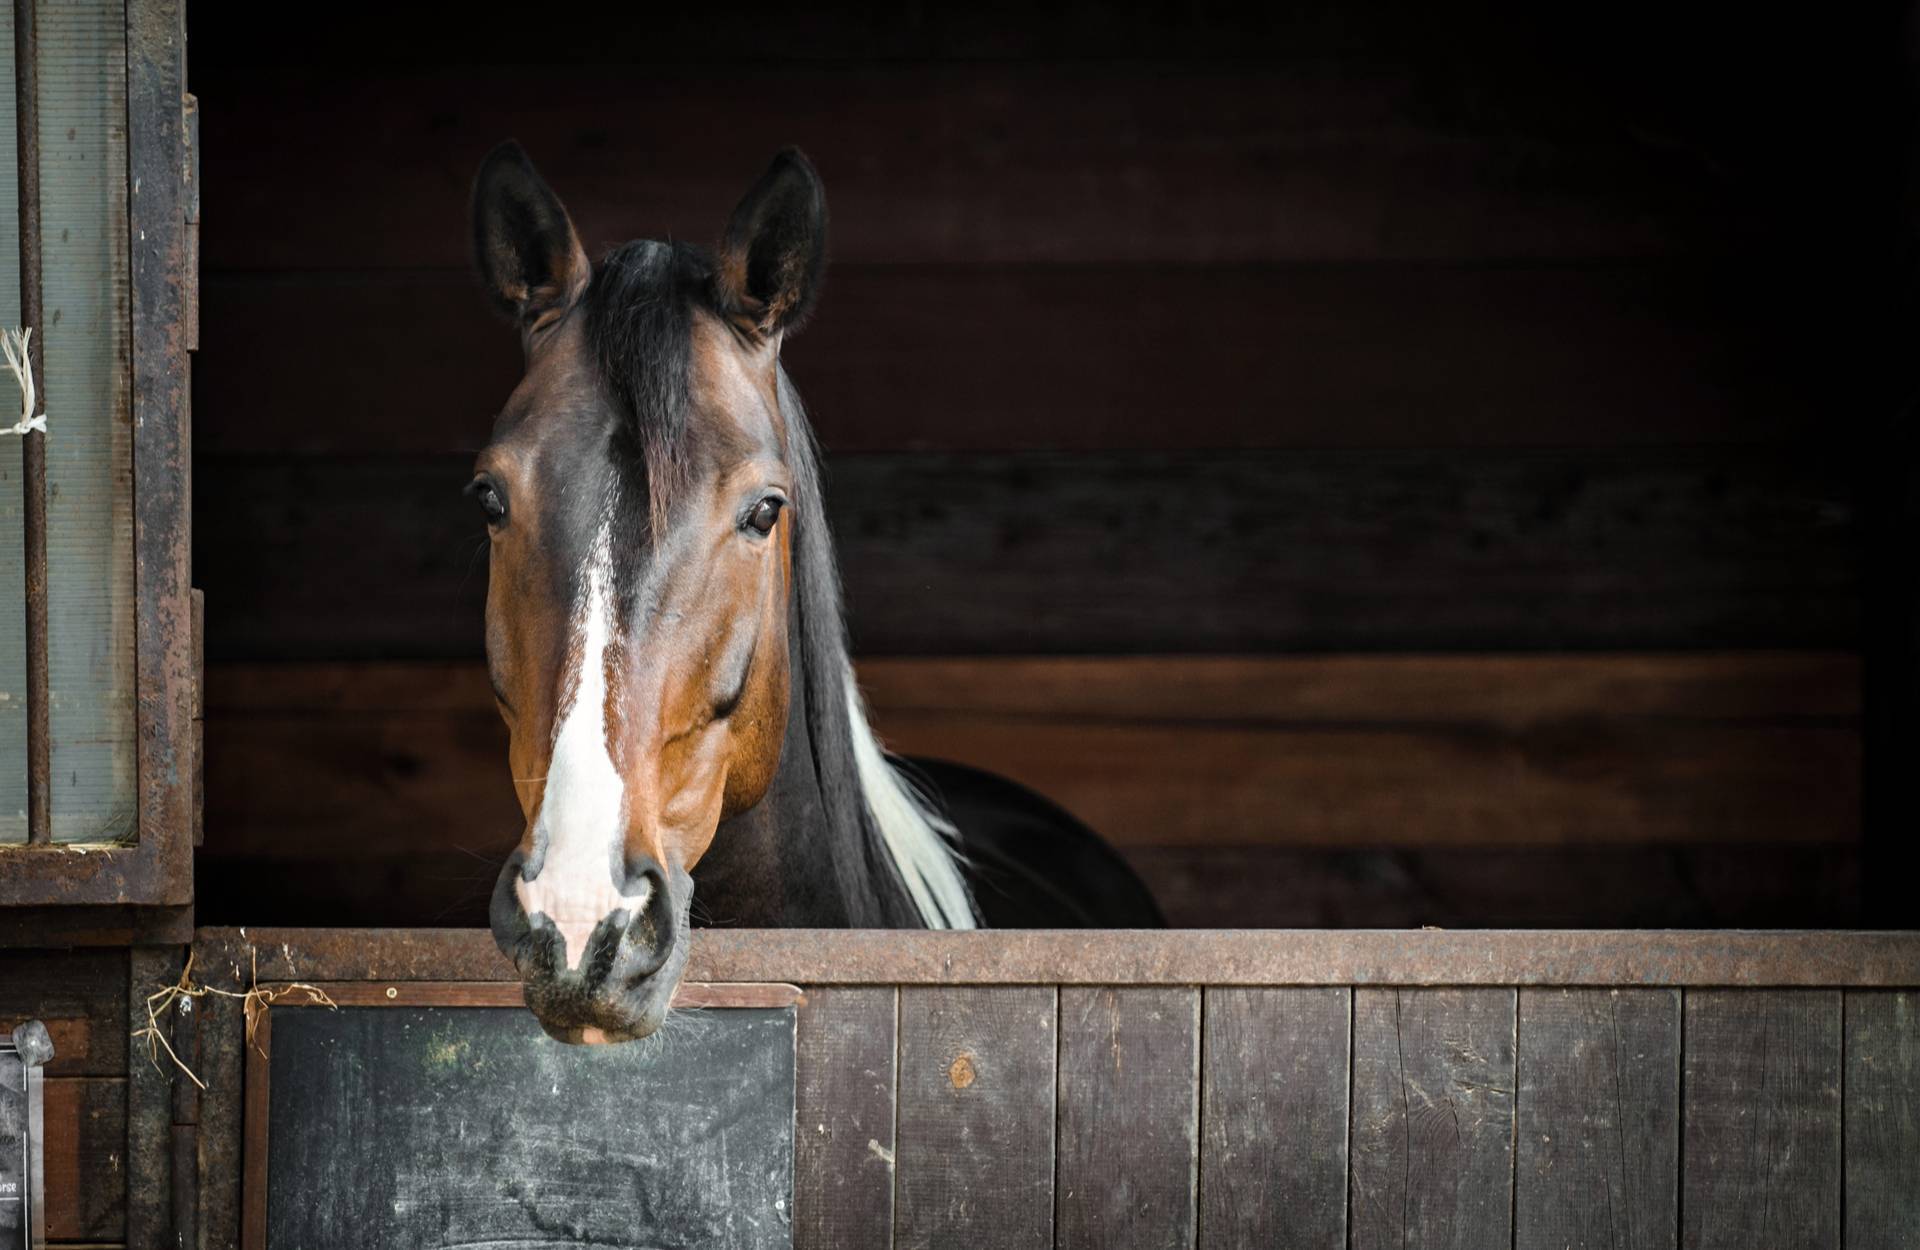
[490,852,692,1043]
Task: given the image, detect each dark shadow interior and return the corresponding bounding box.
[185,0,1917,928]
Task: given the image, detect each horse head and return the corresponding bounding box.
[472,143,833,1041]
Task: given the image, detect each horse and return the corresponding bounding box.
[472,142,1160,1043]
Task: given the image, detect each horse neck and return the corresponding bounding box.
[689,601,908,928]
[689,368,932,929]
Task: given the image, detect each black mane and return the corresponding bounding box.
[582,240,929,928]
[582,239,708,533]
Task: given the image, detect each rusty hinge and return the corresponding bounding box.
[183,91,199,352]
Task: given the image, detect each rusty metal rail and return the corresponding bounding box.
[12,0,50,844]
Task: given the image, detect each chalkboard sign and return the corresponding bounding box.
[254,993,795,1250]
[0,1022,50,1250]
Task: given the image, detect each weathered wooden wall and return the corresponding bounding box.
[19,930,1918,1248]
[0,948,128,1245]
[197,654,1865,928]
[185,928,1920,1250]
[182,0,1913,926]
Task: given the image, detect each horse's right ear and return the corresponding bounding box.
[472,141,590,334]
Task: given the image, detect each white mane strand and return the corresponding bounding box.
[842,670,978,929]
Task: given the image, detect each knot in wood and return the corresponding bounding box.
[948,1052,977,1089]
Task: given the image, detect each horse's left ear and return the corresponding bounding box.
[716,148,828,339]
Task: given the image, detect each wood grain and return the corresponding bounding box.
[855,653,1862,724]
[1682,990,1842,1249]
[1126,844,1862,931]
[196,987,247,1250]
[880,718,1857,850]
[794,987,897,1250]
[1843,991,1920,1249]
[1055,987,1199,1250]
[196,842,1868,934]
[199,701,1858,858]
[197,654,1859,886]
[43,1075,124,1242]
[895,986,1056,1249]
[126,946,180,1250]
[1515,988,1679,1247]
[196,450,1861,661]
[199,927,1920,991]
[297,980,798,1009]
[0,948,127,1077]
[195,264,1815,458]
[193,64,1756,272]
[210,651,1862,720]
[1198,988,1350,1250]
[1350,988,1516,1250]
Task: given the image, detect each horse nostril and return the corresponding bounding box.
[626,867,675,980]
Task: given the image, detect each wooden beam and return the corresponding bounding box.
[195,450,1861,660]
[194,64,1764,273]
[199,656,1859,866]
[197,266,1816,459]
[193,928,1920,990]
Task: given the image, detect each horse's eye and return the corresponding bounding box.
[467,478,508,527]
[745,496,784,536]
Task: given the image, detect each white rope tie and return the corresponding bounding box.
[0,327,48,437]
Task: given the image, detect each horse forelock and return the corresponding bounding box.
[582,238,711,539]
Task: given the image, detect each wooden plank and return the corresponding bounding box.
[185,0,1905,282]
[1055,987,1198,1250]
[125,947,180,1250]
[240,1008,270,1248]
[43,1076,124,1242]
[1843,991,1920,1248]
[1349,988,1515,1250]
[794,987,897,1250]
[1127,844,1863,931]
[196,927,1920,990]
[1682,990,1842,1249]
[199,687,1858,857]
[181,0,1905,82]
[196,449,1861,661]
[211,652,1863,721]
[196,989,246,1250]
[894,986,1055,1249]
[0,949,127,1077]
[124,0,196,899]
[302,980,798,1009]
[197,842,1868,934]
[195,266,1812,459]
[1514,989,1679,1247]
[197,653,1859,873]
[857,653,1863,724]
[873,717,1856,850]
[1198,988,1349,1250]
[192,63,1747,272]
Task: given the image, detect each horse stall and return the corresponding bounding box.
[174,928,1920,1248]
[2,0,1919,1246]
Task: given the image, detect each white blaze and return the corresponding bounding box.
[515,508,651,970]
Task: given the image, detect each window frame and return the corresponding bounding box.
[0,0,195,922]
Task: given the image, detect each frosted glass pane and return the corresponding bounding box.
[0,0,136,844]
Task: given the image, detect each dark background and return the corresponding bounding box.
[185,0,1918,928]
